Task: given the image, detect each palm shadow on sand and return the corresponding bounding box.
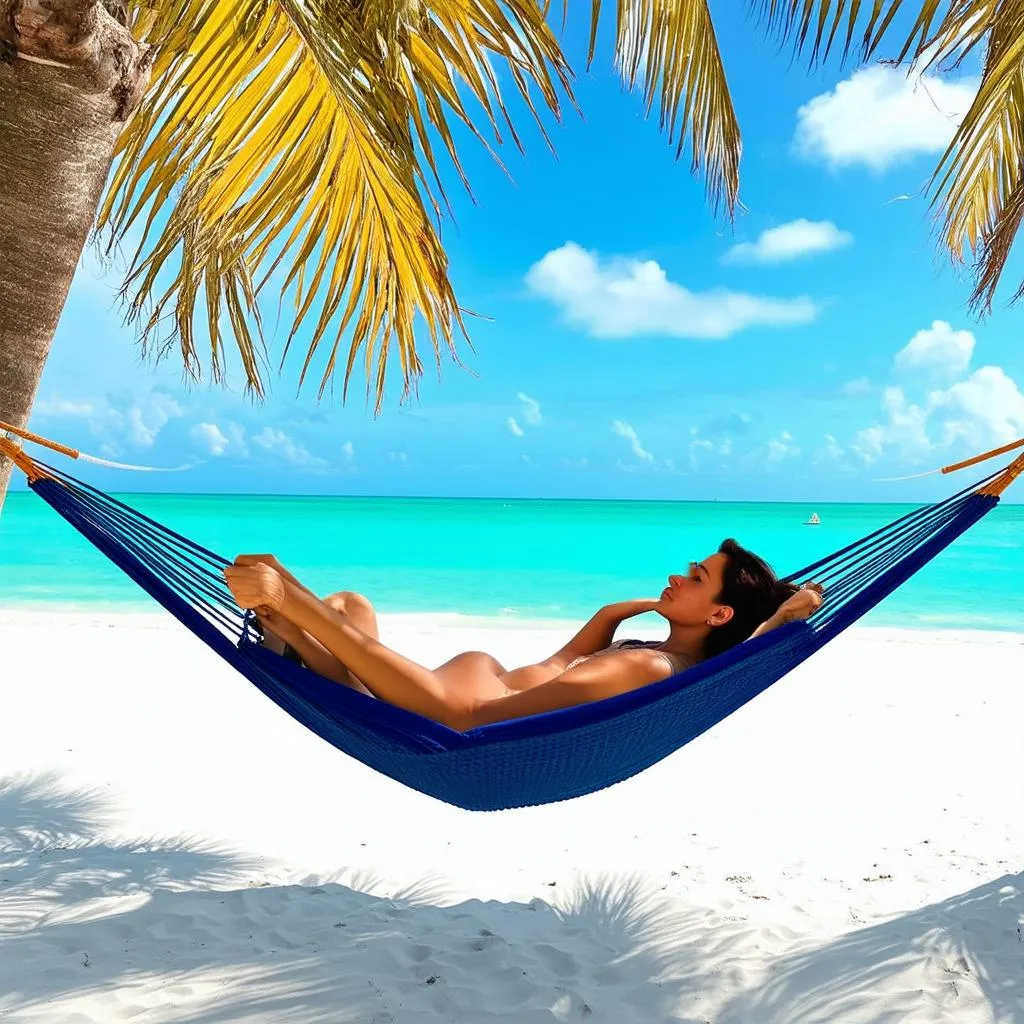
[715,867,1024,1024]
[1,771,1021,1023]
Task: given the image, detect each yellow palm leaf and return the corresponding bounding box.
[101,1,750,408]
[102,0,571,410]
[924,1,1024,310]
[588,1,741,214]
[751,1,945,64]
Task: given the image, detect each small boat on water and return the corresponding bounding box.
[804,512,821,525]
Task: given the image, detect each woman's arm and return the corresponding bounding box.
[238,554,357,684]
[223,561,672,732]
[225,561,471,725]
[237,554,318,598]
[282,576,671,729]
[748,584,824,640]
[547,599,660,669]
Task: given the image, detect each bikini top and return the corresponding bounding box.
[565,638,694,675]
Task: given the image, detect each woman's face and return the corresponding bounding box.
[655,551,734,628]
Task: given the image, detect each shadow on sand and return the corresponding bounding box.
[1,772,1021,1023]
[716,867,1024,1024]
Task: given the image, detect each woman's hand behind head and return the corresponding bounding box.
[777,583,824,623]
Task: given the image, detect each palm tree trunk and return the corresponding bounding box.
[0,0,150,512]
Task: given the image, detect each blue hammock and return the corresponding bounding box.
[11,457,1014,810]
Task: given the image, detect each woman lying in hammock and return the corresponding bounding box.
[223,538,822,733]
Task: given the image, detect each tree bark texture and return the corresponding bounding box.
[0,0,149,511]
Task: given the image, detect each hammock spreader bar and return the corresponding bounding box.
[2,428,1021,811]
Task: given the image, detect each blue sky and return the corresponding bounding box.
[18,8,1024,503]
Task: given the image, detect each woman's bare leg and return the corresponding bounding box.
[270,579,514,727]
[265,609,522,698]
[270,591,508,702]
[259,590,376,651]
[320,592,378,693]
[260,591,378,696]
[319,602,508,701]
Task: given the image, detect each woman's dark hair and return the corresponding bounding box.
[704,538,798,658]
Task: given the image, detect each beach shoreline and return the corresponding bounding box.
[3,604,1022,643]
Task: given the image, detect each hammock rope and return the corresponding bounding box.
[804,481,996,631]
[0,419,189,472]
[2,426,1022,810]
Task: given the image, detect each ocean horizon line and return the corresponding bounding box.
[7,488,1010,507]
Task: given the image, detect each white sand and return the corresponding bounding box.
[1,610,1022,1023]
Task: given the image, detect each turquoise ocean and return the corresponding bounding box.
[1,492,1022,632]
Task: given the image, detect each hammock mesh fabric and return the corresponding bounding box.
[21,462,1006,810]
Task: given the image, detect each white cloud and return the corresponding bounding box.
[561,457,588,468]
[823,433,844,460]
[226,422,248,454]
[517,392,542,425]
[123,393,182,448]
[854,318,1024,464]
[190,420,246,457]
[253,427,327,469]
[525,242,819,340]
[894,320,975,380]
[932,366,1024,449]
[851,319,1024,465]
[386,450,409,464]
[795,63,977,171]
[853,387,937,464]
[688,418,746,470]
[688,435,732,469]
[612,419,654,462]
[521,454,537,467]
[65,391,183,454]
[855,372,1024,462]
[340,441,356,467]
[811,432,855,473]
[34,398,96,418]
[841,377,872,397]
[506,417,525,437]
[191,423,228,456]
[724,219,852,265]
[765,430,801,462]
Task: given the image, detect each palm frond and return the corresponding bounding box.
[588,0,741,215]
[754,1,1024,312]
[751,0,945,65]
[925,1,1024,312]
[102,0,571,410]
